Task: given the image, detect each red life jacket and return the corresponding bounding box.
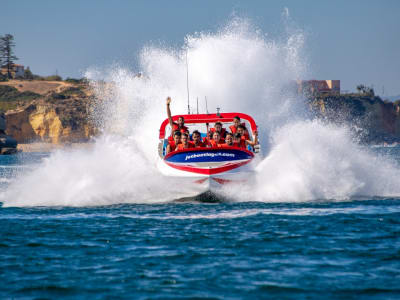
[190,141,206,148]
[172,122,188,134]
[230,124,250,139]
[176,143,194,151]
[168,140,178,152]
[233,140,246,148]
[210,140,224,148]
[222,142,234,147]
[203,137,212,146]
[210,127,227,138]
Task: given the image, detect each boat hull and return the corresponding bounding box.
[157,147,257,196]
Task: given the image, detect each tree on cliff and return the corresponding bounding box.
[23,66,33,80]
[0,34,18,79]
[356,84,366,93]
[356,84,375,96]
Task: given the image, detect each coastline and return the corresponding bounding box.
[17,142,93,152]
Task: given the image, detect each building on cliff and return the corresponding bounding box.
[0,64,25,78]
[297,80,340,96]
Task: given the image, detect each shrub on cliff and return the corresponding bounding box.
[0,73,8,82]
[0,85,41,110]
[0,85,40,102]
[45,92,67,103]
[65,77,87,84]
[60,87,86,98]
[45,87,86,103]
[23,67,34,80]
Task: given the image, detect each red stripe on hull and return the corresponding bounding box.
[194,178,208,184]
[212,178,232,185]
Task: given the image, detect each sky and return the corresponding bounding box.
[2,0,400,97]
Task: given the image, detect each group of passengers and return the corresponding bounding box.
[166,97,258,154]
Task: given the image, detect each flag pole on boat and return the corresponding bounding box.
[185,48,190,114]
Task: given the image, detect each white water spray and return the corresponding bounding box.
[2,17,400,207]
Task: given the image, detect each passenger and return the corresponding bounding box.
[210,122,227,139]
[166,131,181,154]
[229,116,249,139]
[210,131,224,147]
[233,132,258,149]
[166,97,188,134]
[237,125,250,140]
[176,132,194,150]
[233,133,246,148]
[190,130,206,148]
[203,130,213,145]
[222,133,234,147]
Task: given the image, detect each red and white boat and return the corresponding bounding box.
[157,112,261,198]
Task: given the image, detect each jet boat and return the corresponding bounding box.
[157,112,261,195]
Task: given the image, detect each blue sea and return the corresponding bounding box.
[1,150,400,299]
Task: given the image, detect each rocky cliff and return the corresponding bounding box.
[0,80,96,143]
[309,94,400,143]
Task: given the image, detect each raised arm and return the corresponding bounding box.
[246,130,259,146]
[166,97,174,128]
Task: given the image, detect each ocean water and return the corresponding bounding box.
[0,149,400,299]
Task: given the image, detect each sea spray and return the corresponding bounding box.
[1,136,195,207]
[2,17,400,207]
[219,120,400,202]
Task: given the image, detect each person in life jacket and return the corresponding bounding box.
[210,131,224,147]
[237,125,250,140]
[222,133,234,147]
[203,130,213,145]
[190,130,206,148]
[166,97,188,135]
[176,132,194,150]
[210,122,227,139]
[229,116,249,139]
[166,131,181,154]
[233,131,259,149]
[233,133,246,148]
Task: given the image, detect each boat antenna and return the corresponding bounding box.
[205,96,209,114]
[196,97,199,114]
[185,49,190,114]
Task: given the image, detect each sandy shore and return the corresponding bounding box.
[17,143,94,152]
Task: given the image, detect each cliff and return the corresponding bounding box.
[0,80,96,143]
[309,94,400,143]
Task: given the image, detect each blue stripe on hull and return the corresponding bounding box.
[166,149,253,163]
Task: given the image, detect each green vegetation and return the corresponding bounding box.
[23,67,34,80]
[0,72,8,82]
[45,86,86,104]
[60,86,86,97]
[356,84,375,97]
[0,85,40,110]
[65,77,88,84]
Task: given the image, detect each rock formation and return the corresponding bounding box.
[309,94,400,143]
[1,81,96,144]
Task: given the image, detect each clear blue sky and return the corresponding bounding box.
[2,0,400,96]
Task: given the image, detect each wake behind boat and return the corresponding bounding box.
[157,101,261,196]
